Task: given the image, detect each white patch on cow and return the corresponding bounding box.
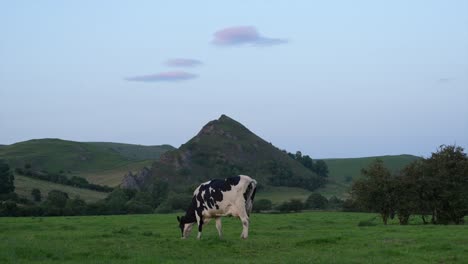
[182,223,194,238]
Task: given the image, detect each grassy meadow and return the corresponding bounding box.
[1,212,466,263]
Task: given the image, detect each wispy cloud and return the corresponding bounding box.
[165,58,202,67]
[437,78,452,83]
[212,26,288,47]
[125,71,197,82]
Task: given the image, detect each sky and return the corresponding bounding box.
[1,0,467,158]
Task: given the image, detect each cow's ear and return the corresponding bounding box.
[177,216,181,223]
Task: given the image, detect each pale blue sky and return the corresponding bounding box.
[1,0,467,158]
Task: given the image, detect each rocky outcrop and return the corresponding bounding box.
[120,167,152,191]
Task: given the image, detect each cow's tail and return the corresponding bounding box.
[244,179,257,216]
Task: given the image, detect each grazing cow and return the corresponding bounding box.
[177,175,257,240]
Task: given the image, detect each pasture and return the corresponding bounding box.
[1,212,467,263]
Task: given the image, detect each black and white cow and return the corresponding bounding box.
[177,175,257,239]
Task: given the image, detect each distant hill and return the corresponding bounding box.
[86,142,174,161]
[316,155,421,198]
[0,139,175,200]
[1,130,421,204]
[0,139,174,173]
[122,115,325,192]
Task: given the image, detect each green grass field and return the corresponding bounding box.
[1,212,466,263]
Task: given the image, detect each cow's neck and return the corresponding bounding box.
[183,201,197,223]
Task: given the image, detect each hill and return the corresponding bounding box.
[122,115,326,192]
[316,154,421,198]
[0,139,174,175]
[86,142,174,161]
[0,139,174,200]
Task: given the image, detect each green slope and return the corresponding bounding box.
[0,138,130,173]
[316,154,421,198]
[86,142,174,161]
[14,175,108,203]
[0,139,174,200]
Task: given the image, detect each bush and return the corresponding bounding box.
[0,200,18,216]
[165,193,192,211]
[31,188,42,202]
[125,200,153,214]
[277,199,303,213]
[327,196,344,210]
[305,193,328,209]
[253,199,273,212]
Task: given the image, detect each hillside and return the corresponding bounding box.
[122,115,325,191]
[86,142,174,161]
[316,154,421,198]
[0,139,174,200]
[14,175,107,203]
[0,139,174,174]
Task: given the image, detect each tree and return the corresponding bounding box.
[314,160,329,178]
[65,197,86,215]
[43,190,69,216]
[0,160,14,196]
[31,188,42,202]
[305,193,328,209]
[149,179,169,208]
[424,145,468,224]
[105,189,130,214]
[46,190,69,208]
[351,159,396,224]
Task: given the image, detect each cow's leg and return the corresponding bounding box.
[239,212,249,239]
[197,219,204,240]
[195,211,204,240]
[215,217,223,238]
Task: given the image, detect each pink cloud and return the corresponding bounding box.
[212,26,287,46]
[125,71,197,82]
[165,58,202,67]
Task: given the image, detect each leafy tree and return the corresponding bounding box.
[314,160,329,178]
[125,191,157,214]
[351,159,396,224]
[105,189,130,214]
[149,178,169,208]
[0,160,14,196]
[253,199,273,212]
[424,145,468,224]
[65,197,86,215]
[392,173,417,225]
[31,188,42,202]
[46,190,69,208]
[305,193,328,209]
[43,190,69,216]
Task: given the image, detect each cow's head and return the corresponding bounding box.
[177,216,194,239]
